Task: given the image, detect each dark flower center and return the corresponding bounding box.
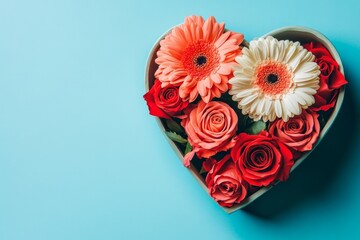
[220,182,234,192]
[288,121,300,130]
[267,74,278,84]
[195,55,207,66]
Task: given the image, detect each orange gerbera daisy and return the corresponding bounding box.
[155,16,244,103]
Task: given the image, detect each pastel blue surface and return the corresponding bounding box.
[1,1,360,239]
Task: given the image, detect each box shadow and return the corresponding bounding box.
[240,85,359,219]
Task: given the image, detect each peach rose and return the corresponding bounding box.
[268,110,320,152]
[181,101,238,166]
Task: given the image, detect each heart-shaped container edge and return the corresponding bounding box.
[145,26,345,213]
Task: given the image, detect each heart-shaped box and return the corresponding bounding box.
[145,26,345,213]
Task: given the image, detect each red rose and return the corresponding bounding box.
[231,131,294,187]
[144,80,189,119]
[269,109,320,152]
[205,155,248,207]
[303,42,347,112]
[202,158,217,172]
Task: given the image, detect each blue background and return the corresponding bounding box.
[1,0,360,239]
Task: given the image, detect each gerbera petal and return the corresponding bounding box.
[287,49,307,71]
[217,77,229,92]
[291,92,307,105]
[214,31,231,48]
[293,71,319,82]
[195,25,203,40]
[296,61,319,74]
[269,40,279,61]
[274,99,283,118]
[211,73,222,84]
[217,63,232,75]
[280,100,290,121]
[296,87,317,95]
[256,98,266,116]
[296,90,315,105]
[204,77,213,88]
[202,91,211,103]
[197,80,207,97]
[230,74,251,83]
[189,88,199,102]
[263,98,272,115]
[211,85,222,98]
[240,92,258,106]
[268,108,277,122]
[250,98,260,113]
[202,17,213,41]
[234,88,256,99]
[283,45,297,63]
[283,95,301,115]
[185,15,204,26]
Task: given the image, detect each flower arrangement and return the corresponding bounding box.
[144,16,348,209]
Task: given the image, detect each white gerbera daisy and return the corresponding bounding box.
[229,36,320,122]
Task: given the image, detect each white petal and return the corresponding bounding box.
[283,96,298,115]
[263,99,272,115]
[268,109,276,122]
[287,49,307,71]
[288,95,302,115]
[240,93,258,106]
[230,75,253,84]
[296,62,319,74]
[292,92,306,105]
[235,88,256,99]
[250,98,260,113]
[256,98,266,116]
[295,91,315,105]
[296,87,317,95]
[281,100,290,121]
[283,44,297,63]
[293,72,319,83]
[269,40,279,61]
[274,99,282,118]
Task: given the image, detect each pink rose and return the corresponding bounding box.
[181,101,238,166]
[269,110,320,152]
[205,155,248,207]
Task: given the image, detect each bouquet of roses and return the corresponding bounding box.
[144,16,347,208]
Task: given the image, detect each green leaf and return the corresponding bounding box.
[237,114,254,131]
[199,166,206,175]
[244,120,267,135]
[165,131,188,144]
[184,142,192,155]
[165,119,184,134]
